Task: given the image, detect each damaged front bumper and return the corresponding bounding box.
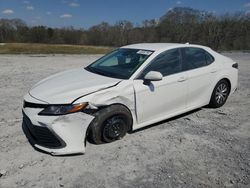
[22,107,94,155]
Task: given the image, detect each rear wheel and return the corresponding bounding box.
[89,105,132,144]
[209,79,230,108]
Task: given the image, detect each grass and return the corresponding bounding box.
[0,43,114,54]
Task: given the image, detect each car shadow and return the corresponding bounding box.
[87,107,202,144]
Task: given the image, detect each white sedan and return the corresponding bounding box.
[22,43,238,155]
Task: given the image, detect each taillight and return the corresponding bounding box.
[232,63,238,69]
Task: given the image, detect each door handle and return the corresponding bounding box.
[177,77,187,82]
[210,69,217,73]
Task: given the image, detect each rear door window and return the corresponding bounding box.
[182,47,215,70]
[183,47,207,70]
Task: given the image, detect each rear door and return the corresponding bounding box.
[182,47,216,108]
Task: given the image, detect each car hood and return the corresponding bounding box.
[29,68,121,104]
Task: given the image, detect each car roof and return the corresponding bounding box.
[121,43,211,52]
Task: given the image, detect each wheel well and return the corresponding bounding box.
[89,103,133,132]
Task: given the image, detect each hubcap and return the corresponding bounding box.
[103,116,125,139]
[215,83,228,104]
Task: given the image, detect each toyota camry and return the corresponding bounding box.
[22,43,238,155]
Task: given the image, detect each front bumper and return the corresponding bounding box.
[22,107,94,155]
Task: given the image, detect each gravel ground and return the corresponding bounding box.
[0,53,249,188]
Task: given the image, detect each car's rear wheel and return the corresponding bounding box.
[209,79,230,108]
[89,105,132,144]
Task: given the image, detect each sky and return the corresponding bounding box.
[0,0,250,28]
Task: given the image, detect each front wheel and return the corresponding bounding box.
[89,105,132,144]
[102,115,128,143]
[209,79,230,108]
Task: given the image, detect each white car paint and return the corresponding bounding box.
[23,107,94,155]
[133,71,188,124]
[22,43,238,155]
[29,68,121,104]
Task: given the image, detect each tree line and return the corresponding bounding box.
[0,7,250,50]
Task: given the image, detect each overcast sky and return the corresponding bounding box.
[1,0,250,28]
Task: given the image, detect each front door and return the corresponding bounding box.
[133,48,188,125]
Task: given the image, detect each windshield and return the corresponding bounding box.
[85,48,154,79]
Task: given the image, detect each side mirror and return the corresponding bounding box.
[144,71,163,82]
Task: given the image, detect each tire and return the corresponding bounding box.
[209,79,230,108]
[89,105,132,144]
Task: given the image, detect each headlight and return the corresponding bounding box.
[38,103,88,116]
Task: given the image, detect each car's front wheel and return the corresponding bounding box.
[89,105,132,144]
[209,79,230,108]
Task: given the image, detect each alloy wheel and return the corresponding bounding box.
[215,83,228,104]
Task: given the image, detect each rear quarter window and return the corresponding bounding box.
[205,51,215,65]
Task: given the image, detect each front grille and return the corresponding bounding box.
[23,113,65,148]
